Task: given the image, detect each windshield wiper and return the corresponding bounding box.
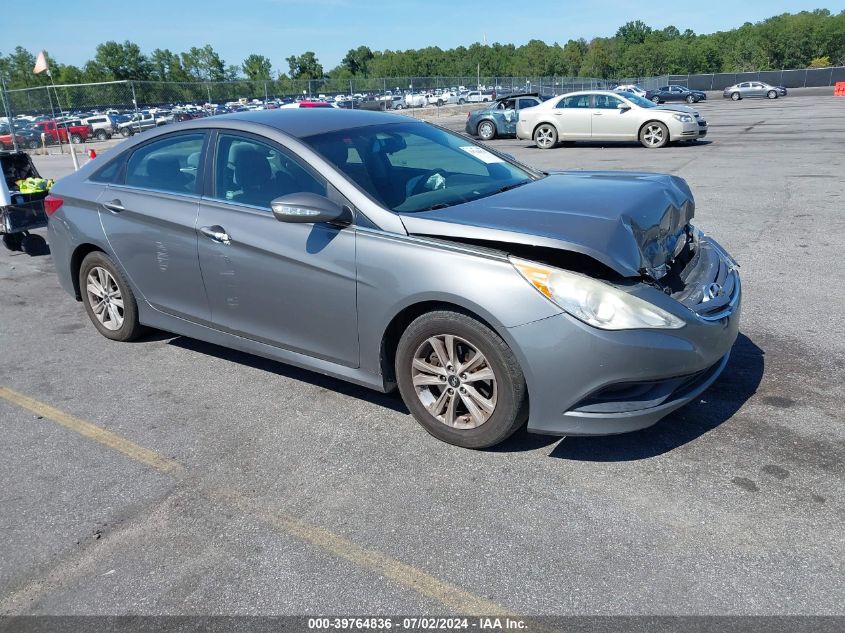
[497,179,532,193]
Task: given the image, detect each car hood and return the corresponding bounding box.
[654,104,700,117]
[398,171,695,280]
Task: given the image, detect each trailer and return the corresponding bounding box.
[1,150,49,255]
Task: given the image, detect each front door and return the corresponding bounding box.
[589,94,634,140]
[98,131,210,322]
[196,131,359,367]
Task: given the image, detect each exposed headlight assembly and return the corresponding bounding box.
[511,258,685,330]
[673,114,693,123]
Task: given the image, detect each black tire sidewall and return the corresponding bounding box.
[534,124,557,149]
[395,310,527,449]
[640,122,669,148]
[478,121,495,140]
[79,251,143,342]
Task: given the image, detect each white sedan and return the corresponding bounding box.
[516,90,706,149]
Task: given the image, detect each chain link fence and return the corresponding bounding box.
[2,66,843,119]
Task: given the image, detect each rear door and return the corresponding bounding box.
[98,131,211,322]
[196,131,358,366]
[552,95,592,139]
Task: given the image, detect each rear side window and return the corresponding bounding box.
[518,98,538,109]
[90,155,125,183]
[125,133,204,194]
[558,95,590,108]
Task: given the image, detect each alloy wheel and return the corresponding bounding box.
[642,124,665,147]
[534,125,556,149]
[411,334,497,429]
[86,266,124,331]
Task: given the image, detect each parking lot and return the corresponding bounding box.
[1,95,843,617]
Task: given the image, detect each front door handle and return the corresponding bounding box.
[102,199,124,213]
[592,112,603,116]
[200,225,231,245]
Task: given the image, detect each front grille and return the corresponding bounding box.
[668,235,740,321]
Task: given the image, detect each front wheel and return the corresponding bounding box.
[70,134,83,144]
[79,251,145,342]
[121,128,132,137]
[28,139,41,149]
[731,92,741,101]
[477,120,496,141]
[652,95,661,103]
[533,123,558,149]
[395,310,528,448]
[640,121,669,148]
[767,90,777,99]
[95,130,108,141]
[686,95,695,103]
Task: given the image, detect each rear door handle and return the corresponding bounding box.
[592,112,603,116]
[200,225,231,245]
[102,199,124,213]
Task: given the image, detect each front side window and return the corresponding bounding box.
[125,133,204,194]
[303,121,535,213]
[213,134,325,209]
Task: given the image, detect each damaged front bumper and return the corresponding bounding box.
[506,235,741,436]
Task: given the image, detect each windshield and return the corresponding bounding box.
[302,121,536,213]
[621,93,658,108]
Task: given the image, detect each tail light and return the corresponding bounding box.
[44,194,64,216]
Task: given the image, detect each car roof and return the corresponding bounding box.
[200,108,410,137]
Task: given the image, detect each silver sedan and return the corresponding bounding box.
[723,81,788,100]
[45,109,740,448]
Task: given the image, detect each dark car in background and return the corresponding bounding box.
[646,85,707,104]
[465,93,547,140]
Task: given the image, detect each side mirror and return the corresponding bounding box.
[271,192,351,226]
[617,103,631,111]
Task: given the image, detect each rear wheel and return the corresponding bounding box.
[652,95,661,103]
[731,92,741,101]
[767,90,777,99]
[20,234,48,256]
[640,121,669,148]
[395,310,528,449]
[79,251,145,342]
[533,123,558,149]
[70,134,83,144]
[27,139,41,149]
[477,120,496,141]
[2,233,23,252]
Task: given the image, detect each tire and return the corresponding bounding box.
[477,120,497,141]
[95,129,108,141]
[458,98,466,105]
[2,233,23,252]
[27,139,40,149]
[395,310,528,449]
[731,92,741,101]
[437,99,444,107]
[20,234,48,256]
[686,95,695,103]
[767,90,777,99]
[533,123,558,149]
[639,121,669,148]
[121,128,132,137]
[652,95,661,103]
[78,251,145,342]
[70,134,83,144]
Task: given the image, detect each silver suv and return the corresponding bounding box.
[82,114,118,141]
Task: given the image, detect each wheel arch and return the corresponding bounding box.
[379,299,510,391]
[69,243,106,300]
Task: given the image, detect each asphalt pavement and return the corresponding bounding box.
[0,95,843,618]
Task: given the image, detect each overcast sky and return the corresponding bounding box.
[10,0,844,71]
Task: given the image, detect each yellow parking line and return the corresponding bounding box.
[0,385,511,616]
[0,386,185,476]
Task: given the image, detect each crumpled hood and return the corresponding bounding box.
[399,171,695,279]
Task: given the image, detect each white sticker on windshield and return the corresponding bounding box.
[459,145,504,164]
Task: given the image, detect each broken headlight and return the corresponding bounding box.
[511,258,685,330]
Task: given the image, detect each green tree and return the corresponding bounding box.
[286,52,323,79]
[616,20,652,46]
[181,45,226,81]
[242,54,272,80]
[341,46,374,75]
[93,40,151,80]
